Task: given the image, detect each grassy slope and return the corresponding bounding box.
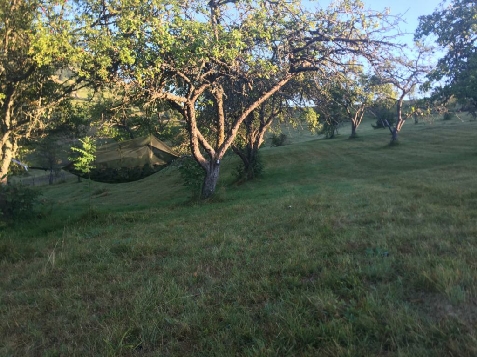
[1,119,477,356]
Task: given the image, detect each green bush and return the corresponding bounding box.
[372,116,396,129]
[234,151,264,181]
[371,107,396,129]
[0,184,43,221]
[318,119,340,139]
[178,156,205,197]
[270,133,288,147]
[443,112,454,121]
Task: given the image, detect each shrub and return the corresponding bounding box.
[318,119,340,139]
[270,133,288,147]
[234,151,264,181]
[0,184,43,221]
[443,112,454,121]
[372,116,396,129]
[178,156,205,197]
[371,107,396,129]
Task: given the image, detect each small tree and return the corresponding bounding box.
[303,73,348,139]
[70,137,96,177]
[227,78,315,180]
[372,44,433,143]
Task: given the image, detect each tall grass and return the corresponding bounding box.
[1,118,477,356]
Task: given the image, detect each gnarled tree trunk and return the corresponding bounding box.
[201,160,220,199]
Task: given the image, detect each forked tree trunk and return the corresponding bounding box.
[233,144,261,181]
[201,160,220,199]
[232,118,267,181]
[391,117,405,144]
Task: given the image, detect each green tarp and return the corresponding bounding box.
[64,135,180,183]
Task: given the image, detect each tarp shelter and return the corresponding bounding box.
[64,135,180,183]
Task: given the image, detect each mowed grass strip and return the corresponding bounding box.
[1,120,477,356]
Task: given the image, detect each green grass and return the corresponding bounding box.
[1,118,477,356]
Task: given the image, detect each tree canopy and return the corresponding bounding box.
[69,0,400,197]
[416,0,477,115]
[0,0,88,183]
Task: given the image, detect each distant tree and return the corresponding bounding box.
[369,101,396,129]
[302,72,352,139]
[230,88,289,181]
[72,0,400,198]
[36,137,62,185]
[221,77,317,181]
[372,44,433,143]
[313,66,391,139]
[416,0,477,117]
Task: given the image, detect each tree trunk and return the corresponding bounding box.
[349,121,357,138]
[201,160,220,199]
[49,168,54,185]
[390,127,398,143]
[0,140,13,185]
[244,146,260,180]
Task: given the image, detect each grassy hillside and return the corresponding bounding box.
[1,118,477,356]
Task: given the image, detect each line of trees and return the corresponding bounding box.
[1,0,475,198]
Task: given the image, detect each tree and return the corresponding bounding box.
[416,0,477,117]
[305,67,387,139]
[73,0,400,198]
[372,44,433,143]
[300,71,349,139]
[221,77,315,181]
[339,70,391,139]
[0,0,86,184]
[309,77,347,139]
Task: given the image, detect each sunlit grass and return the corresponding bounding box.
[1,118,477,356]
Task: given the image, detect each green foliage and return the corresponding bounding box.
[0,184,43,221]
[51,102,92,137]
[443,112,454,121]
[65,0,399,198]
[70,137,96,175]
[178,157,205,197]
[372,117,396,129]
[371,106,396,129]
[318,118,341,139]
[301,107,322,134]
[270,133,289,147]
[416,0,477,112]
[234,151,264,181]
[0,0,88,177]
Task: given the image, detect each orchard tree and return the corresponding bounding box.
[214,76,317,181]
[72,0,400,198]
[416,0,477,117]
[0,0,87,184]
[307,76,347,139]
[372,44,433,143]
[338,70,391,139]
[306,66,388,139]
